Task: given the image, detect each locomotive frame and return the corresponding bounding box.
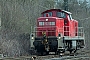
[30,9,85,55]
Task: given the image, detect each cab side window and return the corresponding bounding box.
[57,12,66,18]
[69,14,72,20]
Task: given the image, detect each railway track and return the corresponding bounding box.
[0,50,89,60]
[46,55,89,60]
[0,54,89,60]
[44,50,90,60]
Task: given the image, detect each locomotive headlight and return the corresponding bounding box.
[58,34,61,39]
[59,37,61,39]
[45,39,48,43]
[46,19,48,21]
[31,34,34,40]
[31,37,34,40]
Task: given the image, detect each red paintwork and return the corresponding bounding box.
[36,9,78,37]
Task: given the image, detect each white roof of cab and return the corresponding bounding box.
[42,9,72,15]
[62,10,72,14]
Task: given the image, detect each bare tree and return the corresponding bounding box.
[0,0,90,57]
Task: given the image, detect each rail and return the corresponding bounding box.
[1,50,89,60]
[0,56,35,60]
[46,55,90,60]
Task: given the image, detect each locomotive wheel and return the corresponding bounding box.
[59,52,64,57]
[46,51,49,55]
[37,52,48,56]
[37,52,43,56]
[73,50,77,56]
[74,50,77,53]
[55,51,58,55]
[37,52,41,56]
[69,50,77,56]
[70,50,72,54]
[69,50,73,56]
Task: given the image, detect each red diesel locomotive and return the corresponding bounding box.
[30,9,85,55]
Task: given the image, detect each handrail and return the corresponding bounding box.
[33,26,84,38]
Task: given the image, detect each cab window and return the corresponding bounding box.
[50,22,55,25]
[39,22,44,26]
[44,12,52,17]
[39,22,55,26]
[57,12,66,18]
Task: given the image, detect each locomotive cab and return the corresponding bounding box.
[30,9,85,55]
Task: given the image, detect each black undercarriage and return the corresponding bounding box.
[33,37,58,53]
[33,36,84,55]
